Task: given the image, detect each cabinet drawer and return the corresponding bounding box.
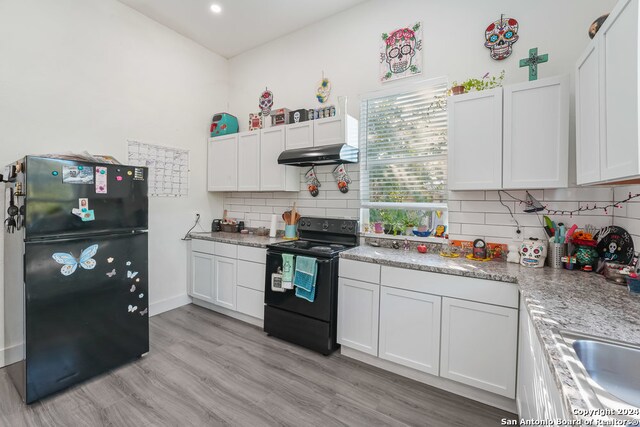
[191,239,215,254]
[339,259,380,284]
[236,286,264,320]
[215,242,238,258]
[237,246,266,263]
[380,266,518,308]
[237,260,266,292]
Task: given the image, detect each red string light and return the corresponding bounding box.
[500,191,640,216]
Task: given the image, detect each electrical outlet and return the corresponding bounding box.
[512,226,524,241]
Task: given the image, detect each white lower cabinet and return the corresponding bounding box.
[337,278,379,356]
[379,287,441,375]
[213,256,237,310]
[191,252,215,303]
[440,297,518,398]
[517,296,568,419]
[189,242,266,323]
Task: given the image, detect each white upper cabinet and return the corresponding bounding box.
[313,115,358,147]
[600,0,639,181]
[285,121,314,150]
[208,135,238,191]
[260,127,299,191]
[237,131,261,191]
[576,39,602,185]
[576,0,640,185]
[447,77,569,191]
[448,88,503,190]
[503,76,569,189]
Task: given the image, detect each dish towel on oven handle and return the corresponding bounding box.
[281,253,295,290]
[293,256,317,302]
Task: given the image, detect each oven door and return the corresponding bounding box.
[265,251,337,322]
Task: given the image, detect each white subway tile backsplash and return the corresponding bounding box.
[251,205,274,214]
[543,188,613,202]
[461,200,514,213]
[449,212,485,224]
[448,191,485,201]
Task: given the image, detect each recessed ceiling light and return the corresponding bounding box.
[210,4,222,14]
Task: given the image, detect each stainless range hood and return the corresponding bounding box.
[277,144,359,167]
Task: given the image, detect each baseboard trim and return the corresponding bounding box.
[191,299,263,328]
[341,346,517,414]
[0,343,23,368]
[150,293,192,317]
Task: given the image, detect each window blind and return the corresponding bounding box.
[360,77,448,209]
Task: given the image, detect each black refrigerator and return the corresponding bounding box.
[3,156,149,404]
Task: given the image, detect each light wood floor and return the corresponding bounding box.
[0,304,516,426]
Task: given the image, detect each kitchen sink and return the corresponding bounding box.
[558,329,640,414]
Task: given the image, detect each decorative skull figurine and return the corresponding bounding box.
[605,242,619,260]
[385,28,417,74]
[293,111,301,123]
[519,238,547,268]
[259,89,273,116]
[485,17,519,60]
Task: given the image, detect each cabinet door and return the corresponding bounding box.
[337,278,379,356]
[448,88,503,190]
[440,298,518,398]
[379,287,441,375]
[285,122,314,149]
[213,256,237,310]
[236,286,264,320]
[503,76,569,189]
[260,127,294,191]
[238,131,260,191]
[208,135,238,191]
[191,252,214,302]
[576,40,602,185]
[314,116,345,147]
[237,259,265,292]
[600,0,639,181]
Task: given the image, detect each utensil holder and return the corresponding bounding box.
[548,242,565,269]
[284,224,297,240]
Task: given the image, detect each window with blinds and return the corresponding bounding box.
[360,77,448,211]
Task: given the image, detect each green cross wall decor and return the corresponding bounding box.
[519,48,548,81]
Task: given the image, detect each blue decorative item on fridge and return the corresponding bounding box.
[210,113,239,137]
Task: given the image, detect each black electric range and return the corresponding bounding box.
[264,217,358,355]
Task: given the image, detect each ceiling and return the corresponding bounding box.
[117,0,368,58]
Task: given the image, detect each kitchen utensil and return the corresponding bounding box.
[565,224,578,244]
[291,203,298,224]
[548,240,565,269]
[283,211,292,225]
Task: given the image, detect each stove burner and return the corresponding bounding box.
[312,246,333,252]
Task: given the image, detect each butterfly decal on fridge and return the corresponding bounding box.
[52,244,99,276]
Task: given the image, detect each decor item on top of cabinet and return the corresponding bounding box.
[249,113,263,131]
[259,88,274,116]
[450,70,505,95]
[484,15,519,60]
[271,108,291,126]
[290,109,309,124]
[519,47,548,81]
[380,22,423,82]
[520,238,547,268]
[332,163,351,193]
[595,226,634,264]
[210,113,238,137]
[589,14,609,39]
[316,76,331,103]
[305,167,321,197]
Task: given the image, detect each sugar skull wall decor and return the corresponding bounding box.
[485,16,519,60]
[316,77,331,103]
[259,88,273,116]
[380,22,423,82]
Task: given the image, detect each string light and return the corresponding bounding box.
[498,191,640,217]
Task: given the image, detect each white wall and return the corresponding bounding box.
[227,0,617,243]
[0,0,227,365]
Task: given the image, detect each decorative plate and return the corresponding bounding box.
[595,226,634,264]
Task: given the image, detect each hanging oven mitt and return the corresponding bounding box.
[332,163,351,193]
[305,167,321,197]
[281,253,295,290]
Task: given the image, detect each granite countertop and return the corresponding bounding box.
[189,232,286,248]
[341,245,640,419]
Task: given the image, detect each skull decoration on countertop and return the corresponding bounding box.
[519,238,547,268]
[259,89,273,116]
[485,16,519,60]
